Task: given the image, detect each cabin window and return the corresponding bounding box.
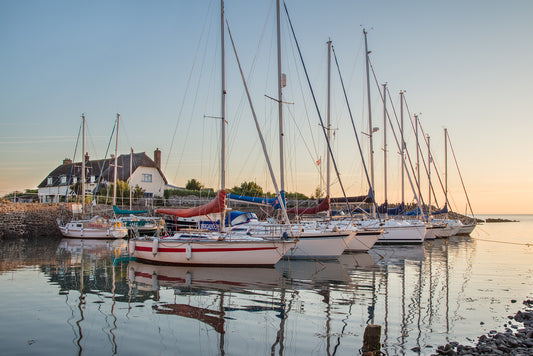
[47,177,53,185]
[142,173,152,182]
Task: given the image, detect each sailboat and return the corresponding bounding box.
[129,0,296,267]
[57,114,128,239]
[346,30,426,244]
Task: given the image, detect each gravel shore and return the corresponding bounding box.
[432,300,533,355]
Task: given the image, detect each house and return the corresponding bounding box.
[38,149,168,203]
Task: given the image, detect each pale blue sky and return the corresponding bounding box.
[1,0,532,214]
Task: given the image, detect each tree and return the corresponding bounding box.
[186,178,204,191]
[311,186,324,199]
[230,181,264,196]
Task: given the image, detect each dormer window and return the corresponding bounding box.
[73,177,77,184]
[47,177,53,185]
[90,176,95,183]
[61,176,67,185]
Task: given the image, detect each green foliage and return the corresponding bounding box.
[285,191,309,200]
[164,188,216,199]
[185,178,204,191]
[311,186,324,199]
[229,181,264,196]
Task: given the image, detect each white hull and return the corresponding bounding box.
[431,220,461,238]
[345,230,381,251]
[283,231,356,259]
[357,220,426,244]
[129,235,295,267]
[58,223,128,239]
[457,223,476,235]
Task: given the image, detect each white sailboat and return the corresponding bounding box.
[58,114,128,239]
[129,0,296,267]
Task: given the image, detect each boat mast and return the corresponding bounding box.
[276,0,285,193]
[113,113,120,206]
[326,39,332,217]
[220,0,227,231]
[129,147,133,210]
[415,114,421,211]
[382,83,388,218]
[363,29,376,218]
[81,114,86,214]
[444,127,448,216]
[427,134,432,217]
[400,90,405,206]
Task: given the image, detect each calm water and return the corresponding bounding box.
[1,215,532,355]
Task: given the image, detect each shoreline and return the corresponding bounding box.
[431,299,533,355]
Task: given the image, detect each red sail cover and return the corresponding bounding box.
[286,196,330,215]
[156,190,226,218]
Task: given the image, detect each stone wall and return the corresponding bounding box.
[0,203,72,239]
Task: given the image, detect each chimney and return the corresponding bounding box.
[63,158,72,165]
[154,148,161,170]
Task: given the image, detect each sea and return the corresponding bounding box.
[1,214,532,356]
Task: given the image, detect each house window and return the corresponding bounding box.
[61,176,67,184]
[47,177,53,185]
[142,174,152,182]
[144,192,154,198]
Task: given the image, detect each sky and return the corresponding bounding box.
[1,0,533,214]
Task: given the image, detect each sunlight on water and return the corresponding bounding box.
[0,215,531,355]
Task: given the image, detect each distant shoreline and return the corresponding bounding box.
[484,218,520,223]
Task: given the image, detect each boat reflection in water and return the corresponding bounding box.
[7,227,531,356]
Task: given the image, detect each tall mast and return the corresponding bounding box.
[444,127,448,214]
[129,147,133,210]
[220,0,226,192]
[363,29,376,218]
[113,113,120,206]
[276,0,285,193]
[326,39,332,216]
[427,134,431,217]
[382,83,388,218]
[220,0,226,231]
[415,114,421,209]
[400,90,405,205]
[81,114,86,214]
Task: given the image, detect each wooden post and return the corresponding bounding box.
[362,324,382,355]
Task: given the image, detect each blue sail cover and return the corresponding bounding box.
[387,203,405,216]
[227,191,286,209]
[404,207,422,216]
[431,205,448,215]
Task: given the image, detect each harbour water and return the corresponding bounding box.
[1,214,532,355]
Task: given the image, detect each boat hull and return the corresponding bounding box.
[59,225,128,239]
[283,232,355,259]
[345,230,381,252]
[129,237,295,267]
[457,223,476,235]
[377,224,426,244]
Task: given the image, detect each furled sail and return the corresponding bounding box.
[227,190,285,209]
[157,190,226,218]
[286,196,330,215]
